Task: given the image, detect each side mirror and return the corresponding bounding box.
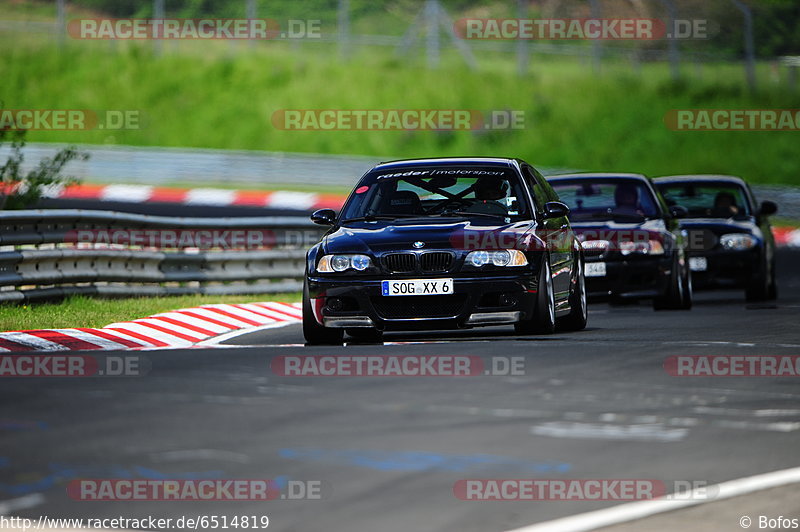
[759,201,777,217]
[311,208,337,226]
[669,205,688,219]
[543,201,570,219]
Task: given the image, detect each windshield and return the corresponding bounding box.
[657,183,751,218]
[340,166,530,222]
[550,179,661,221]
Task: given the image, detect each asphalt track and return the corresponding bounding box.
[2,250,800,531]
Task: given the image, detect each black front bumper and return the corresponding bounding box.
[686,248,760,289]
[306,274,537,331]
[584,255,673,299]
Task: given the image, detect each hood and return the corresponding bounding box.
[676,217,759,236]
[568,218,668,239]
[323,220,535,254]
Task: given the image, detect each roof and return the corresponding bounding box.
[374,157,518,169]
[653,175,747,185]
[547,172,649,181]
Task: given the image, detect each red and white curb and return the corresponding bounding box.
[0,302,302,352]
[773,226,800,248]
[38,183,347,211]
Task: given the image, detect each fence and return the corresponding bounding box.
[6,0,800,90]
[0,209,324,302]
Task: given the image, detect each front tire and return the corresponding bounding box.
[680,268,693,310]
[516,257,556,335]
[653,257,686,311]
[302,280,344,345]
[558,253,588,332]
[746,253,775,302]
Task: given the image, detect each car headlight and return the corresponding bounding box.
[619,240,665,256]
[581,240,610,253]
[318,254,373,273]
[720,233,757,250]
[466,249,528,267]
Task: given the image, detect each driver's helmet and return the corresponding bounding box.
[474,176,508,201]
[614,183,639,209]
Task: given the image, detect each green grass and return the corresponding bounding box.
[0,293,301,331]
[2,6,800,186]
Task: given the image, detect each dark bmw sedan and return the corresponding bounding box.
[654,175,778,301]
[547,173,692,310]
[303,157,587,344]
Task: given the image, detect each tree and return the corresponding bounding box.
[0,128,89,210]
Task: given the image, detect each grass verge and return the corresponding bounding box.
[0,293,302,332]
[3,32,800,185]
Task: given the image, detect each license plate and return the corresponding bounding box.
[381,279,454,296]
[689,257,708,272]
[584,262,607,277]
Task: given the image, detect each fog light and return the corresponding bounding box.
[326,297,344,311]
[499,293,518,307]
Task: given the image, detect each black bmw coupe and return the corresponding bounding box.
[654,175,778,301]
[547,173,692,310]
[302,157,587,345]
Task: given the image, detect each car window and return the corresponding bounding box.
[340,166,530,221]
[550,179,661,221]
[657,183,752,218]
[521,166,547,211]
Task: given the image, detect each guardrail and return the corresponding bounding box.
[0,209,325,303]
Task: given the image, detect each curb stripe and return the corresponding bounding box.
[148,316,218,336]
[183,308,257,328]
[59,329,131,350]
[230,304,284,321]
[204,304,277,322]
[133,321,204,342]
[239,306,295,322]
[200,307,262,326]
[150,187,187,203]
[53,184,348,211]
[131,318,215,340]
[105,327,169,347]
[154,313,233,334]
[0,332,68,351]
[0,337,37,351]
[256,302,303,319]
[75,328,146,348]
[0,301,303,353]
[106,323,189,345]
[23,330,106,350]
[177,311,241,330]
